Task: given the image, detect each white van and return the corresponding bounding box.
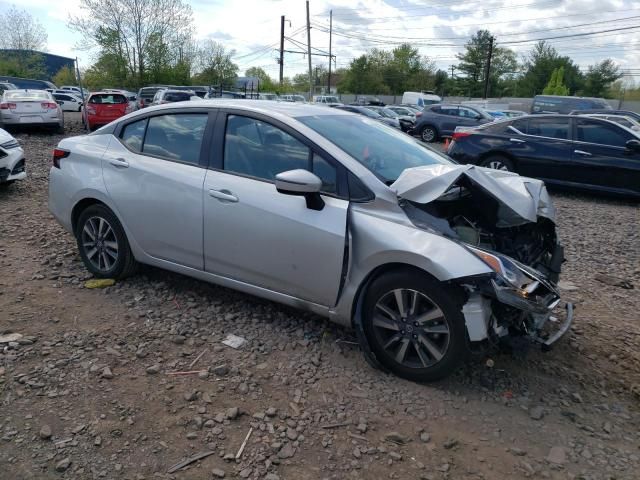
[401,91,442,108]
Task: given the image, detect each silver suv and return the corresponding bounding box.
[48,101,572,381]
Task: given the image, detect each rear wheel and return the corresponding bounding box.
[480,155,514,172]
[76,204,138,279]
[362,270,467,382]
[420,125,438,143]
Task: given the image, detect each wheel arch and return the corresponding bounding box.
[71,197,110,234]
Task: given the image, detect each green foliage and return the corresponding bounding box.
[245,67,277,91]
[0,51,46,78]
[455,30,517,97]
[337,44,435,94]
[518,41,583,96]
[191,40,238,86]
[543,67,569,95]
[582,60,622,97]
[52,66,77,87]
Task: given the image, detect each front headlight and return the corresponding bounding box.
[466,245,535,290]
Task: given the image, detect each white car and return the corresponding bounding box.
[53,92,83,112]
[0,128,25,184]
[60,86,87,97]
[0,90,64,132]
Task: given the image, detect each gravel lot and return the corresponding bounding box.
[1,112,639,480]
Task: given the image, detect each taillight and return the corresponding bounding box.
[86,106,96,115]
[0,102,16,109]
[125,104,132,114]
[139,99,144,108]
[451,132,472,141]
[52,148,70,168]
[42,102,58,109]
[415,112,422,118]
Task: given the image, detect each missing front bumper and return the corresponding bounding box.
[531,301,574,348]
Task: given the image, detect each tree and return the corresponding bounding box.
[582,60,622,98]
[53,66,77,87]
[70,0,194,87]
[519,41,583,96]
[245,67,276,91]
[0,6,47,51]
[543,67,569,95]
[192,40,238,86]
[455,30,517,97]
[0,6,48,77]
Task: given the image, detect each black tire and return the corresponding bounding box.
[420,125,438,143]
[56,122,65,134]
[75,204,138,279]
[362,270,467,382]
[479,155,515,172]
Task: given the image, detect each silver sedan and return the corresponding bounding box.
[48,101,572,381]
[1,89,64,132]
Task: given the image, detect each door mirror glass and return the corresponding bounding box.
[625,139,640,152]
[275,169,324,210]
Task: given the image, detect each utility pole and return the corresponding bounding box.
[279,15,285,86]
[75,57,87,132]
[450,65,455,78]
[327,10,332,94]
[306,0,313,100]
[483,36,494,99]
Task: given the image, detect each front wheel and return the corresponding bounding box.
[362,271,467,382]
[420,125,438,143]
[76,204,138,279]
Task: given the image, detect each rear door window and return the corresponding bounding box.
[141,114,208,164]
[576,119,633,147]
[120,118,147,152]
[527,118,569,140]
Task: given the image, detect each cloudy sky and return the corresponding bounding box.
[3,0,640,82]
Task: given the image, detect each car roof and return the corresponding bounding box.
[126,99,352,119]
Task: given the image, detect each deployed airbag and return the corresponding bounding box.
[391,164,556,227]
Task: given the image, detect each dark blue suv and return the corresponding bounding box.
[413,104,493,142]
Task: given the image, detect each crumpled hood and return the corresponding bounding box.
[391,164,556,227]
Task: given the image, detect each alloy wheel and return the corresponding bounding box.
[487,160,509,171]
[421,128,435,142]
[372,288,450,369]
[80,216,119,272]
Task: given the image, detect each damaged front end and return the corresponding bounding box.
[392,164,574,350]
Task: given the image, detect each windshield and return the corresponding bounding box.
[298,114,452,183]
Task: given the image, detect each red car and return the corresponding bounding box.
[83,92,132,130]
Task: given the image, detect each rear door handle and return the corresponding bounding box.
[209,189,238,203]
[108,157,129,168]
[509,138,525,143]
[574,150,592,156]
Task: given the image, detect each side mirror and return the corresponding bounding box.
[275,169,324,211]
[626,139,640,152]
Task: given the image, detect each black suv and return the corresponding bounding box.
[447,114,640,198]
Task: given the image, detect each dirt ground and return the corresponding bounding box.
[1,113,639,480]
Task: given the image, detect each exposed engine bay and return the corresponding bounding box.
[393,164,572,351]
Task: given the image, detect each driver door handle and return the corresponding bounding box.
[574,150,592,156]
[108,157,129,168]
[209,189,238,203]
